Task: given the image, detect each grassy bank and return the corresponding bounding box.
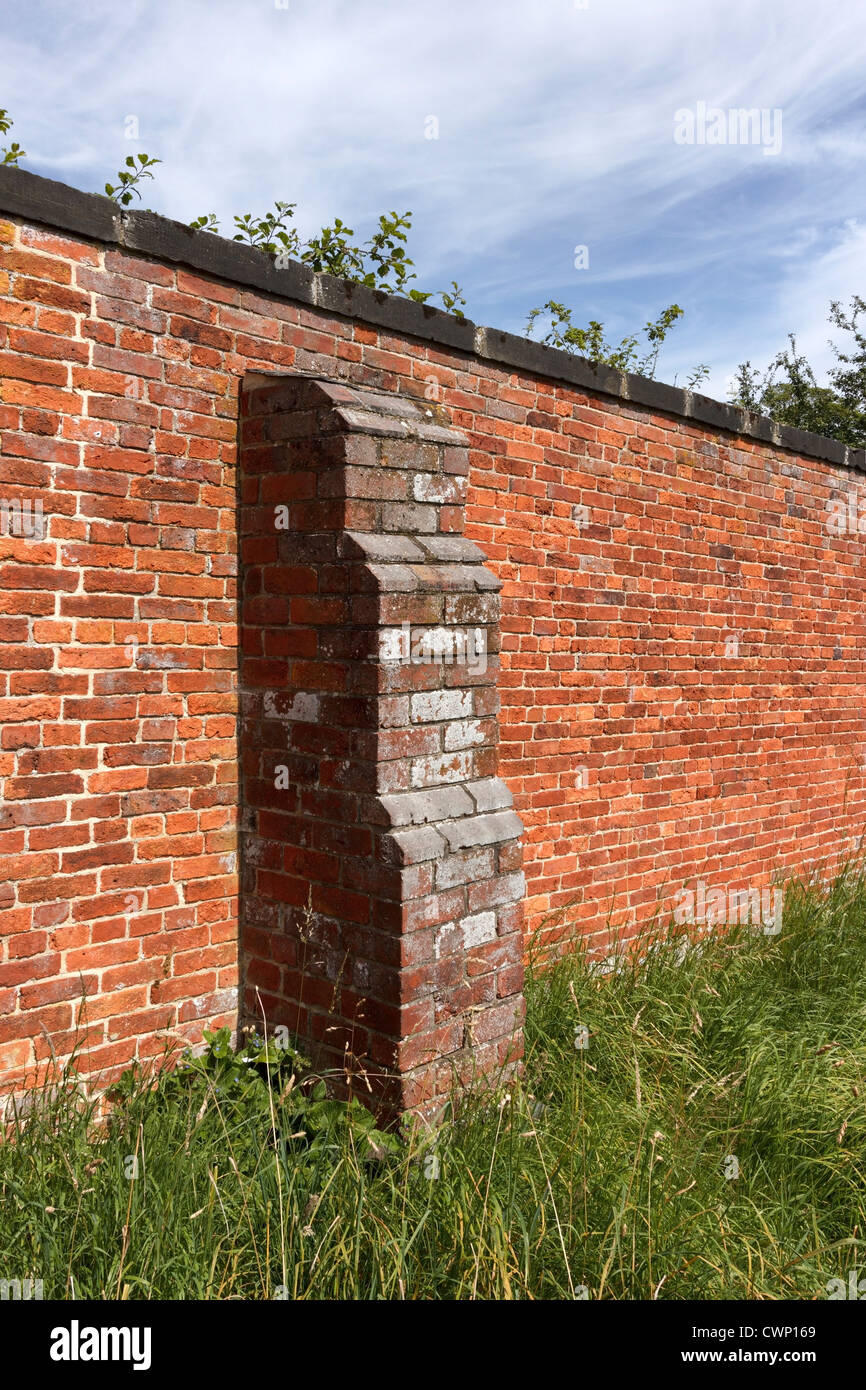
[2,869,865,1300]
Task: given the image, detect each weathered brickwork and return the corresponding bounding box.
[239,376,523,1114]
[1,168,865,1103]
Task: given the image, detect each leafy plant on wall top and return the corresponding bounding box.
[0,109,24,166]
[525,299,710,387]
[94,143,469,316]
[103,152,162,207]
[223,202,467,315]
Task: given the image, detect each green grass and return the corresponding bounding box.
[2,868,865,1300]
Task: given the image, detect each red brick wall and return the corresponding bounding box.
[2,203,865,1097]
[470,387,866,951]
[0,219,243,1093]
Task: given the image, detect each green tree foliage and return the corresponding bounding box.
[730,297,866,448]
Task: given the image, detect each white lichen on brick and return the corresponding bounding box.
[411,750,473,787]
[410,689,472,723]
[460,911,497,949]
[444,717,485,750]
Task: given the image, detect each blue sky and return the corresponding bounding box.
[2,0,864,398]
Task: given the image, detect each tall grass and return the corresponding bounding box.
[1,869,865,1299]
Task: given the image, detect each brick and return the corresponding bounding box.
[410,688,472,723]
[460,911,497,948]
[411,750,472,787]
[440,810,523,852]
[379,785,474,826]
[384,825,447,865]
[466,778,513,813]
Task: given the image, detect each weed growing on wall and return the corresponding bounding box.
[110,146,468,315]
[0,109,24,165]
[229,201,466,311]
[525,299,710,386]
[103,153,162,207]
